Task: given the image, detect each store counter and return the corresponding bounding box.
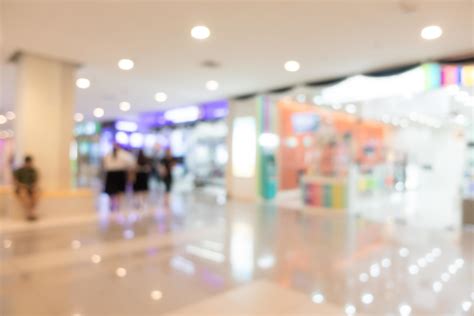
[302,175,347,211]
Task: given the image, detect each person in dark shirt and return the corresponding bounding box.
[133,149,151,209]
[159,148,175,205]
[13,155,39,221]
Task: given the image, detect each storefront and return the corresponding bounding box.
[226,62,473,228]
[139,100,229,189]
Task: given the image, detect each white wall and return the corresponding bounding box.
[226,97,259,201]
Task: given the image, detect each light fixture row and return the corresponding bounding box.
[75,23,444,120]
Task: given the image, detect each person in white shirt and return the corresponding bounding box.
[103,143,134,211]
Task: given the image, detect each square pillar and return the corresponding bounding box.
[14,53,76,191]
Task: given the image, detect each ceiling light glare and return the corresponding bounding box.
[0,115,7,125]
[399,304,412,316]
[93,107,104,118]
[76,78,91,89]
[91,254,102,264]
[408,265,419,275]
[118,59,134,70]
[432,281,443,293]
[259,133,280,149]
[399,248,409,258]
[359,273,369,283]
[150,290,163,301]
[417,258,427,268]
[206,80,219,91]
[116,267,127,278]
[462,301,472,312]
[154,92,168,103]
[381,258,392,268]
[370,264,381,278]
[311,292,325,304]
[440,272,450,282]
[345,304,356,316]
[191,25,210,39]
[119,101,131,112]
[454,258,464,268]
[361,293,374,305]
[284,60,300,72]
[421,25,443,40]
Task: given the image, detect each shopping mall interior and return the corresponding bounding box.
[1,1,473,315]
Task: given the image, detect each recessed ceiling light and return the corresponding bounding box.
[76,78,91,89]
[154,92,168,103]
[5,111,15,120]
[206,80,219,91]
[284,60,300,72]
[91,254,102,264]
[191,25,210,39]
[119,101,131,112]
[0,115,6,125]
[116,267,127,278]
[421,25,442,40]
[118,59,134,70]
[74,113,84,122]
[93,107,104,118]
[150,290,163,301]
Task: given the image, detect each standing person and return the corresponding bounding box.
[133,149,151,209]
[13,155,39,221]
[159,148,175,205]
[103,143,134,212]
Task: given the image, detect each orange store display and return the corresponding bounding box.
[277,100,389,191]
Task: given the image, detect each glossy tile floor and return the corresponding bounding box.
[1,189,473,315]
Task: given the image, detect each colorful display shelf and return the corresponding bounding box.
[424,63,474,89]
[302,175,347,210]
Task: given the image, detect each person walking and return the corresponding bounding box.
[159,148,175,206]
[133,149,151,209]
[103,143,134,211]
[13,155,39,221]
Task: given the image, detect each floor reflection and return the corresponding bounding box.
[0,191,473,315]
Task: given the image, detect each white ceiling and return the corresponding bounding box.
[1,0,473,120]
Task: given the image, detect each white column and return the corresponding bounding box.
[14,53,76,191]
